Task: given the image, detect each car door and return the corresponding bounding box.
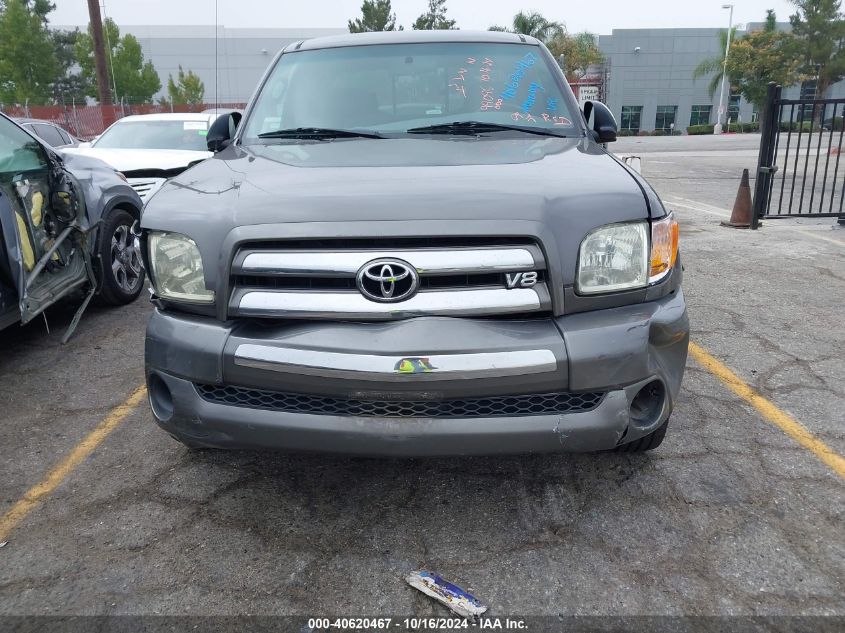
[31,123,68,149]
[0,115,91,324]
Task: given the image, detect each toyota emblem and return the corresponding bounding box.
[356,258,419,303]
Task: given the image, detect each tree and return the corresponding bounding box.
[789,0,845,100]
[724,12,801,113]
[487,12,601,82]
[167,65,205,106]
[0,0,54,20]
[490,11,563,44]
[348,0,401,32]
[413,0,456,30]
[692,26,740,98]
[549,32,604,81]
[51,28,86,104]
[0,0,59,105]
[75,18,161,103]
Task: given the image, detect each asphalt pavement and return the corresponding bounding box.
[0,134,842,629]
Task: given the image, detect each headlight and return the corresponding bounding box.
[147,231,215,303]
[577,222,649,294]
[648,213,679,283]
[576,215,680,295]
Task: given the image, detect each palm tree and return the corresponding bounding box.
[692,26,739,98]
[489,11,564,45]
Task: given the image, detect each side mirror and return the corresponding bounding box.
[583,101,617,144]
[207,112,242,153]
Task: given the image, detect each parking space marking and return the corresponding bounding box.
[3,342,843,546]
[0,385,147,543]
[665,196,845,247]
[794,229,845,247]
[666,199,730,219]
[689,342,845,480]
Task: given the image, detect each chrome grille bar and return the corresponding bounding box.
[233,345,558,381]
[235,247,540,276]
[230,287,548,319]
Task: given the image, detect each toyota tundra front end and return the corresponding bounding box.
[141,30,689,456]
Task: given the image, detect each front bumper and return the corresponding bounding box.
[145,290,689,456]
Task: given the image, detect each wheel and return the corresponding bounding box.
[614,418,669,453]
[97,208,145,305]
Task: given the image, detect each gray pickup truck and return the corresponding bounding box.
[141,30,689,456]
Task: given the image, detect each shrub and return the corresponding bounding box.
[617,129,636,136]
[778,121,814,132]
[651,129,666,136]
[637,130,650,136]
[825,117,843,131]
[687,124,715,135]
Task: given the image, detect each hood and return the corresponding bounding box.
[58,150,117,174]
[145,137,649,227]
[61,147,211,174]
[141,137,653,288]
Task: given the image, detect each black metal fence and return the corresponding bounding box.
[752,83,845,228]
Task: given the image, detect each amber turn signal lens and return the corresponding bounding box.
[649,214,679,282]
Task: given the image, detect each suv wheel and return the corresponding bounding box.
[614,418,669,453]
[98,208,145,305]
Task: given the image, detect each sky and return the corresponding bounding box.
[52,0,800,33]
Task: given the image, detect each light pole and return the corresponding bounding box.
[714,3,734,135]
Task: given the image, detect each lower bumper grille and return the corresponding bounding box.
[195,384,605,418]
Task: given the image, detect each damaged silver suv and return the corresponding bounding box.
[0,113,144,340]
[141,31,689,456]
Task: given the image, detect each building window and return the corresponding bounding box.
[621,106,643,132]
[800,80,818,100]
[689,105,712,126]
[728,94,741,122]
[655,105,677,131]
[799,80,818,121]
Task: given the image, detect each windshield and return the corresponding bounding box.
[242,42,580,141]
[94,119,210,151]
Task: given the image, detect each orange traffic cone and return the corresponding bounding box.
[721,168,753,229]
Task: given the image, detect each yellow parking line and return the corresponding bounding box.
[0,384,147,543]
[3,342,844,543]
[689,342,845,480]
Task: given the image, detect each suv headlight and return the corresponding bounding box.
[577,222,649,294]
[147,231,215,303]
[576,214,679,295]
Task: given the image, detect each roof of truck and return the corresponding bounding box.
[290,29,541,53]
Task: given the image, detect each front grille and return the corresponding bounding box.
[195,383,605,418]
[129,179,162,200]
[228,239,551,319]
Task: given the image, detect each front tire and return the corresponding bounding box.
[614,418,669,453]
[97,208,145,306]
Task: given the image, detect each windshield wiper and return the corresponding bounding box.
[406,121,568,138]
[257,127,384,140]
